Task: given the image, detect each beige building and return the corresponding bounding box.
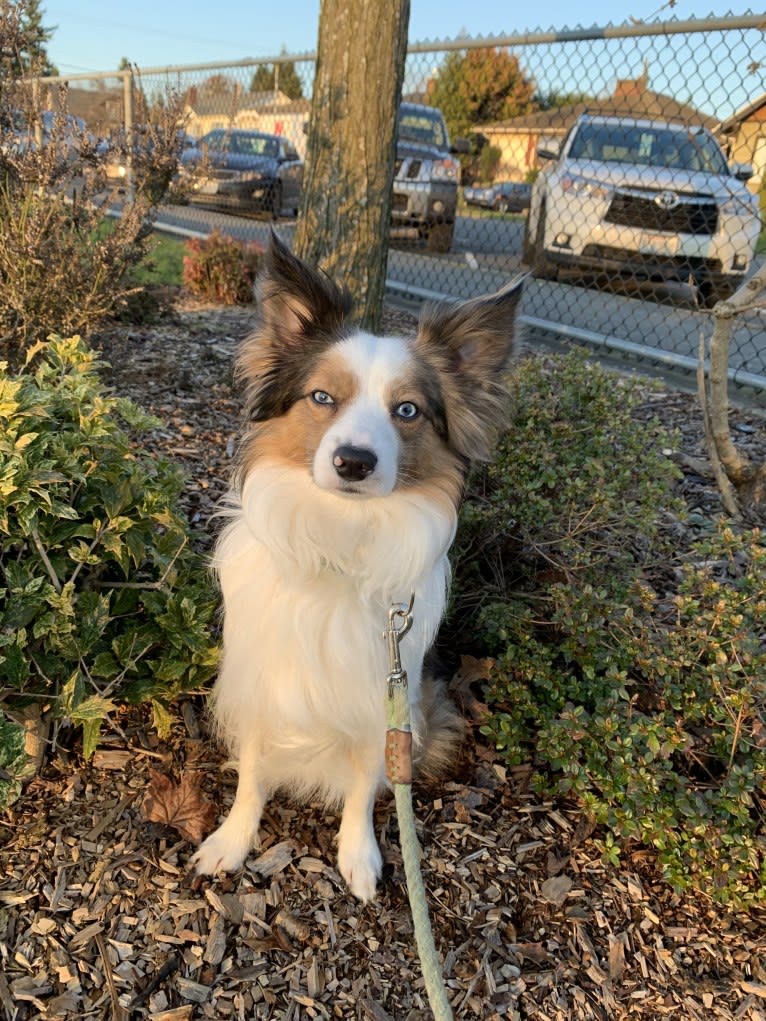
[719,93,766,193]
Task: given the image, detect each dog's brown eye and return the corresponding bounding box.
[311,390,335,406]
[394,401,419,420]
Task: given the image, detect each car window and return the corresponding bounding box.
[224,134,278,157]
[397,109,447,149]
[569,122,729,175]
[202,130,227,150]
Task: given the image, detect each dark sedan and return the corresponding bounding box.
[464,180,531,213]
[180,129,303,217]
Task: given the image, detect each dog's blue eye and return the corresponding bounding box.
[394,401,419,420]
[311,390,335,406]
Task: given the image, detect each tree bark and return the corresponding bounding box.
[700,260,766,519]
[293,0,410,332]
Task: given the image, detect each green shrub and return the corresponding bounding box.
[453,351,766,906]
[183,231,265,304]
[0,336,219,800]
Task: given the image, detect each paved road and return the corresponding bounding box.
[153,202,766,389]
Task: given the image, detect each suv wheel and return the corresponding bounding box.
[425,221,454,254]
[697,276,739,309]
[522,214,535,265]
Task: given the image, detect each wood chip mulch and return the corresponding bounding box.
[2,299,766,1021]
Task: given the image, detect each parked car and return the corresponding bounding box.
[3,110,91,159]
[524,113,761,307]
[464,180,531,212]
[179,129,303,217]
[103,128,195,182]
[392,102,468,253]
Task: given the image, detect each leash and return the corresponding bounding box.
[384,596,454,1021]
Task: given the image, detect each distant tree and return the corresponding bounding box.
[6,0,58,77]
[199,74,238,99]
[249,54,304,99]
[426,47,536,140]
[118,56,131,71]
[535,88,594,110]
[294,0,409,332]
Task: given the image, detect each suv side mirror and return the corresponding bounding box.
[451,138,470,155]
[537,139,561,161]
[731,161,754,182]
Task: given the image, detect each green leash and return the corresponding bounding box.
[384,597,454,1021]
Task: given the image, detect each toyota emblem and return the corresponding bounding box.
[655,190,681,210]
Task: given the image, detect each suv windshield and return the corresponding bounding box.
[397,107,447,149]
[568,122,729,175]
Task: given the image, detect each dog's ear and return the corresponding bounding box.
[239,233,353,421]
[257,231,353,349]
[414,276,526,460]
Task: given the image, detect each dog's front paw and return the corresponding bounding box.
[191,820,256,876]
[337,836,382,902]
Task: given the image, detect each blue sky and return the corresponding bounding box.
[42,0,758,76]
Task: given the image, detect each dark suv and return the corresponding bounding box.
[392,102,466,253]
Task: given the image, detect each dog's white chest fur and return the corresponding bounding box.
[211,464,455,798]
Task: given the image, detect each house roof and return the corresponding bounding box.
[185,89,309,118]
[43,84,124,131]
[481,90,717,135]
[718,92,766,133]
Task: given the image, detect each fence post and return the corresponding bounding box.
[122,67,134,198]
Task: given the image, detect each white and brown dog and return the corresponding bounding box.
[192,234,524,900]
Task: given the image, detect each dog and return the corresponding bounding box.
[192,234,525,901]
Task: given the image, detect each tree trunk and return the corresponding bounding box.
[293,0,410,333]
[699,260,766,520]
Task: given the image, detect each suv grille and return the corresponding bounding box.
[605,190,718,236]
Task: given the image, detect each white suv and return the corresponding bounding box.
[524,114,761,307]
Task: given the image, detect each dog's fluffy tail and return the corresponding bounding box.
[414,672,465,784]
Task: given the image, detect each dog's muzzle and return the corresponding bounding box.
[332,445,378,482]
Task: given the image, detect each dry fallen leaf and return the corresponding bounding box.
[540,874,574,906]
[449,654,495,721]
[141,769,217,844]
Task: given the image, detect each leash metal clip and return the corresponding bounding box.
[385,592,415,699]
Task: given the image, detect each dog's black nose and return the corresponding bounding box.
[333,445,378,482]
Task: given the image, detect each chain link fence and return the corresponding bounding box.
[40,13,766,389]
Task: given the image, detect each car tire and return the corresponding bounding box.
[426,221,454,254]
[532,203,558,281]
[522,215,535,265]
[697,276,739,309]
[270,182,282,220]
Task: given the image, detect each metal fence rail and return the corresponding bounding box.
[40,13,766,391]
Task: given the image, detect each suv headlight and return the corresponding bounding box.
[560,173,612,201]
[431,158,460,182]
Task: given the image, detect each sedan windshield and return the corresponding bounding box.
[568,123,729,175]
[200,131,279,158]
